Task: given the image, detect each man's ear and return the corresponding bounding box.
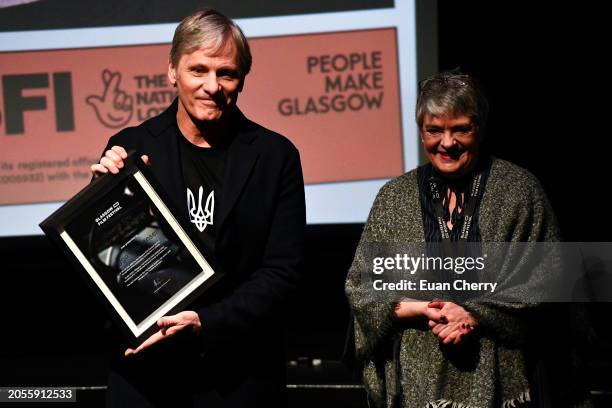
[168,61,177,87]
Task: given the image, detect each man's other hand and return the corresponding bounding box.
[90,145,149,176]
[124,311,202,356]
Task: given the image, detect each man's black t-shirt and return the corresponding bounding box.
[177,125,227,242]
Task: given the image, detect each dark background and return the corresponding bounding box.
[0,0,392,31]
[0,1,609,407]
[437,2,605,242]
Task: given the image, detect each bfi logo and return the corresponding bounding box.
[1,72,74,134]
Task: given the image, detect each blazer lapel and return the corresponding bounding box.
[216,112,259,233]
[143,100,188,221]
[149,127,187,220]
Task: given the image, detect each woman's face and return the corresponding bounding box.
[421,113,480,178]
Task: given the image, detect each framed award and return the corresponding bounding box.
[40,153,221,345]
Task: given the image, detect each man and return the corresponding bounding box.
[91,8,305,407]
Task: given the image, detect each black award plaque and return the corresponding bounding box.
[40,153,220,345]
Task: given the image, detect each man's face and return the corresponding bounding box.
[168,43,243,125]
[421,113,480,178]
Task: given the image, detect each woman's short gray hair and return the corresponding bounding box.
[170,8,252,77]
[416,71,489,135]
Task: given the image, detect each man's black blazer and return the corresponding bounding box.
[101,99,305,404]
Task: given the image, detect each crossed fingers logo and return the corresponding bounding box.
[87,69,133,128]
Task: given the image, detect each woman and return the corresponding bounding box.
[345,72,585,407]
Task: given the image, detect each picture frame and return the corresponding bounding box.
[40,153,221,345]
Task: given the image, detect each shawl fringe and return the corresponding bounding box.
[501,390,531,408]
[425,400,475,408]
[423,389,531,408]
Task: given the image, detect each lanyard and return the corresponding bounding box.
[428,171,484,244]
[425,166,487,300]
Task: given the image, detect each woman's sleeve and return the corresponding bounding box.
[345,183,400,360]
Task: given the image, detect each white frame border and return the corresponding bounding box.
[59,170,214,337]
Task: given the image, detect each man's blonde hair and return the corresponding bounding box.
[170,8,252,78]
